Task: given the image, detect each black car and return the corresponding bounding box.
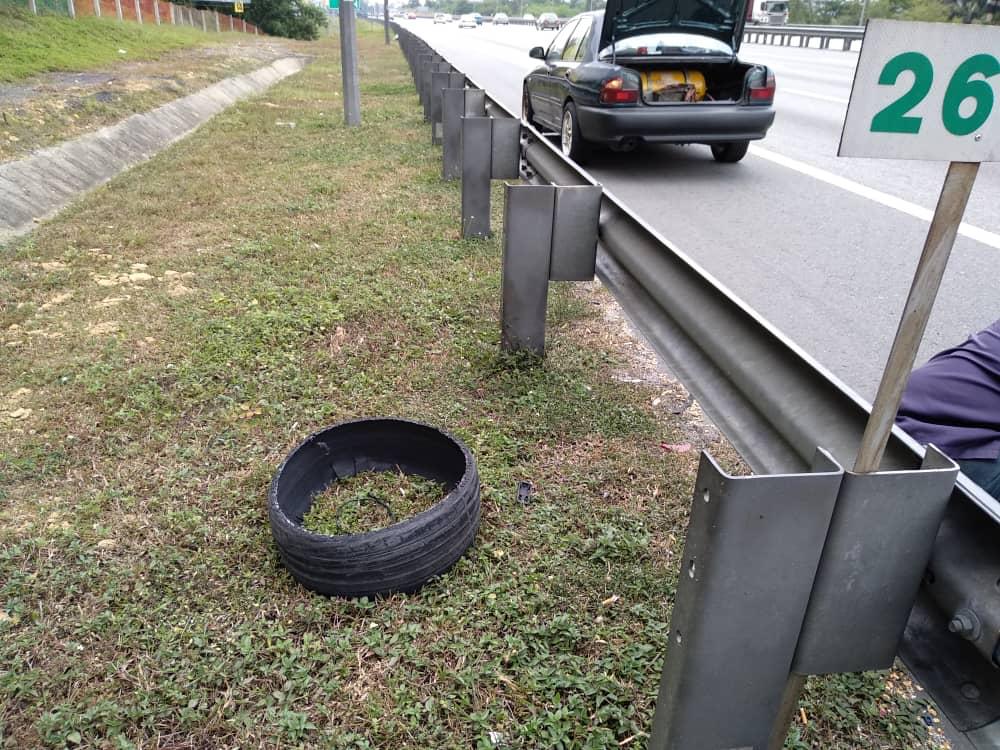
[521,0,776,163]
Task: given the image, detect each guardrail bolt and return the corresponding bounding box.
[960,682,981,701]
[947,608,981,641]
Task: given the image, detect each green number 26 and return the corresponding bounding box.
[870,52,999,136]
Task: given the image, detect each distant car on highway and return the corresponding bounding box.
[405,10,416,19]
[458,12,477,27]
[473,12,483,24]
[522,5,775,163]
[536,12,560,29]
[522,12,535,21]
[492,11,509,23]
[433,12,451,23]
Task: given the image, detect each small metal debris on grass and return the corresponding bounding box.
[516,481,532,505]
[488,731,504,747]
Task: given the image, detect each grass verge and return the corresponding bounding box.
[0,27,944,750]
[303,471,446,535]
[0,7,250,82]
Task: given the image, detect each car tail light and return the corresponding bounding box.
[747,67,776,103]
[600,76,639,105]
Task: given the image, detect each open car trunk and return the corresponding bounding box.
[623,59,754,104]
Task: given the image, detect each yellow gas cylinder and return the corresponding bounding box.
[641,70,707,102]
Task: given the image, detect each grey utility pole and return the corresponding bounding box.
[384,0,390,44]
[339,1,362,126]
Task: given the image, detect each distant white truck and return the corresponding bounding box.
[748,0,789,24]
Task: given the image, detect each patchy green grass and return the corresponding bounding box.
[0,7,244,82]
[0,38,302,161]
[303,471,447,535]
[0,27,943,750]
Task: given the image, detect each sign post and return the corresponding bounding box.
[769,19,997,748]
[332,0,362,126]
[839,18,997,471]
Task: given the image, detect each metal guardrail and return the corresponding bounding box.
[391,22,1000,748]
[743,23,865,50]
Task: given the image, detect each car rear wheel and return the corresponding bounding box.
[710,140,750,163]
[561,102,589,163]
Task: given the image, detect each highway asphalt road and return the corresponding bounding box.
[398,19,1000,402]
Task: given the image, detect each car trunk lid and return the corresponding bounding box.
[598,0,749,54]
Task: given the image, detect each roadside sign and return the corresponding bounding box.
[837,21,991,472]
[840,20,999,162]
[329,0,360,8]
[234,0,243,12]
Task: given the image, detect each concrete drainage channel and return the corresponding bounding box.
[0,56,309,244]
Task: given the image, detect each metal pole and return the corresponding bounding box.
[94,0,100,16]
[766,160,980,750]
[153,0,160,24]
[858,0,868,25]
[383,0,389,44]
[339,3,362,126]
[67,0,75,19]
[854,161,980,475]
[134,0,141,23]
[28,0,37,13]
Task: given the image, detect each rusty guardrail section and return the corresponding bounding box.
[393,22,1000,748]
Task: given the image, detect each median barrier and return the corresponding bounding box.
[743,23,864,51]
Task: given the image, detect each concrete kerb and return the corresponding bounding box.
[0,56,310,242]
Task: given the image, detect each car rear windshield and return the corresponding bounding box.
[599,31,733,58]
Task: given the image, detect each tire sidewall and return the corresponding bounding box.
[561,102,587,162]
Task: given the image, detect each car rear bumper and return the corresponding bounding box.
[575,103,775,145]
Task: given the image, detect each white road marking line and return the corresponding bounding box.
[779,88,849,105]
[749,145,1000,250]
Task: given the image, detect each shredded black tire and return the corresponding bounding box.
[269,418,481,598]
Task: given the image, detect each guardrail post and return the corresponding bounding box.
[28,0,37,13]
[153,0,160,24]
[646,445,957,749]
[460,115,519,239]
[431,72,464,146]
[460,117,492,239]
[420,59,447,121]
[415,54,433,118]
[443,87,481,180]
[67,0,75,18]
[93,0,100,16]
[501,185,555,354]
[648,450,845,750]
[133,0,141,22]
[500,183,601,353]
